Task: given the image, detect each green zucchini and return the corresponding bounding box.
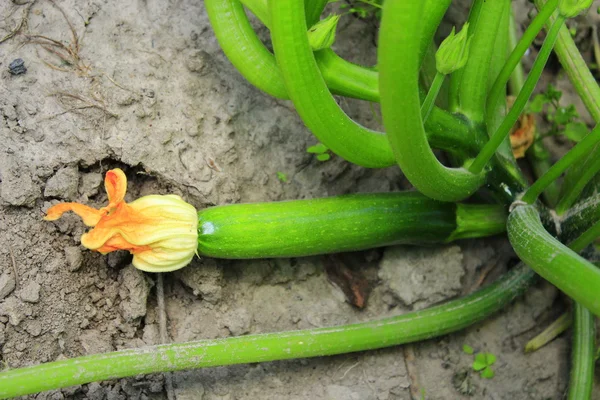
[197,192,506,258]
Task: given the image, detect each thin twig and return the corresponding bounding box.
[156,274,175,400]
[8,246,19,290]
[403,345,421,400]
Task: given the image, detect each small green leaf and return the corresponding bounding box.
[545,84,562,102]
[317,153,331,162]
[276,172,288,183]
[462,344,474,355]
[553,105,579,125]
[529,94,549,113]
[480,366,495,379]
[472,361,487,371]
[564,122,588,142]
[307,143,328,154]
[485,353,497,366]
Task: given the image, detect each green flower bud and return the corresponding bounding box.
[308,14,341,51]
[436,23,471,75]
[559,0,593,18]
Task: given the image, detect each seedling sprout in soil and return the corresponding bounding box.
[1,0,600,398]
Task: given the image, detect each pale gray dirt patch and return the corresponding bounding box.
[0,0,598,399]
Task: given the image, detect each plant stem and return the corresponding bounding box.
[567,303,595,400]
[421,72,445,123]
[507,204,600,316]
[528,142,562,207]
[565,223,597,400]
[469,15,566,174]
[486,0,559,121]
[522,125,600,204]
[446,203,507,241]
[507,10,526,97]
[524,311,571,352]
[557,147,600,214]
[452,0,509,122]
[379,0,484,201]
[535,0,600,122]
[0,264,535,399]
[269,0,395,168]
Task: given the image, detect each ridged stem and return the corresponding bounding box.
[0,264,535,399]
[469,15,566,174]
[379,0,485,201]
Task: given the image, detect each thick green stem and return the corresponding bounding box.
[486,0,559,121]
[507,10,526,97]
[535,0,600,213]
[469,15,566,174]
[522,125,600,204]
[450,0,509,122]
[507,204,600,316]
[0,264,535,399]
[421,72,445,123]
[567,303,595,400]
[379,0,485,201]
[557,147,600,214]
[446,203,507,242]
[269,0,394,168]
[566,223,598,400]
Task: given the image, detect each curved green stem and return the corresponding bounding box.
[379,0,485,201]
[486,0,559,121]
[507,204,600,316]
[421,72,445,123]
[567,303,595,400]
[269,0,394,168]
[0,264,535,399]
[205,0,288,98]
[522,124,600,204]
[469,15,566,174]
[451,0,509,122]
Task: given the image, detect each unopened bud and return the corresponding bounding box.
[308,14,341,51]
[436,23,471,75]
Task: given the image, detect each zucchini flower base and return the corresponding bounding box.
[44,169,198,272]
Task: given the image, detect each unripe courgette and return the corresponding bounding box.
[198,192,506,258]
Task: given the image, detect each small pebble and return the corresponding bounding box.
[20,281,41,303]
[0,272,16,300]
[8,58,27,75]
[64,246,83,272]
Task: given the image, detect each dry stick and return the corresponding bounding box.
[0,0,36,44]
[8,246,19,290]
[403,346,421,400]
[156,274,175,400]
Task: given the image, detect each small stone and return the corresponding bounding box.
[64,246,83,271]
[185,50,213,75]
[86,382,106,400]
[379,245,465,310]
[222,308,252,336]
[175,258,223,304]
[19,281,41,303]
[118,265,150,321]
[80,330,113,354]
[0,297,26,326]
[0,272,16,299]
[79,173,103,197]
[44,166,79,200]
[8,58,27,75]
[0,157,40,206]
[24,319,42,336]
